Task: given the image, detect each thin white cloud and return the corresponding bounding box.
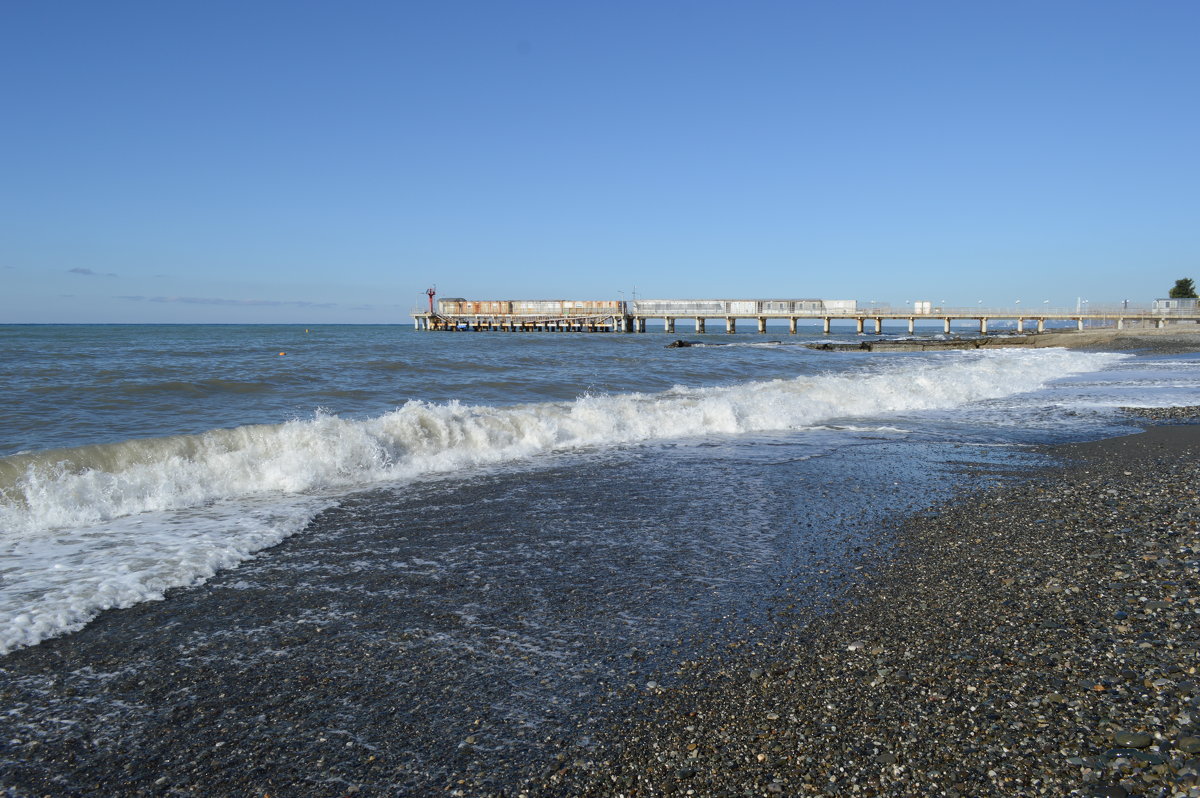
[69,267,118,277]
[118,295,338,308]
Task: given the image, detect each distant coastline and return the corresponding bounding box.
[806,326,1200,354]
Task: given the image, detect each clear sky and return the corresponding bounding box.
[2,0,1197,323]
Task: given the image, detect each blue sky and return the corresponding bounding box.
[2,0,1197,323]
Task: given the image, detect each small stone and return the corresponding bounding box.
[846,640,866,652]
[1112,731,1153,748]
[1178,736,1200,754]
[1086,787,1128,798]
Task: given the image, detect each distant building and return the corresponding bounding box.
[1153,298,1199,312]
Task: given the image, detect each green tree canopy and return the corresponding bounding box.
[1169,278,1197,299]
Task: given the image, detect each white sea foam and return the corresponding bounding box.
[0,347,1122,654]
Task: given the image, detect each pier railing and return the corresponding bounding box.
[411,301,1199,333]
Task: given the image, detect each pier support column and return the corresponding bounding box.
[943,318,951,334]
[1037,318,1045,333]
[1077,318,1085,331]
[664,317,675,334]
[1157,318,1165,329]
[823,318,831,334]
[788,317,797,335]
[726,317,736,334]
[907,318,915,334]
[695,317,705,334]
[980,318,988,334]
[1016,318,1024,333]
[872,318,882,334]
[855,318,864,334]
[757,317,767,334]
[1117,317,1124,330]
[635,317,646,333]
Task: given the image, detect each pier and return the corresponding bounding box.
[414,298,1200,334]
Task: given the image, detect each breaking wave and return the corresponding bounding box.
[0,347,1121,653]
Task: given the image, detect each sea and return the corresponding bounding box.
[1,322,1197,789]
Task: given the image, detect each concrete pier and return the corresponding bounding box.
[416,300,1198,336]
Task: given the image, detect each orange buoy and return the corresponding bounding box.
[279,352,286,356]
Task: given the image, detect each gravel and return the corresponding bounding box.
[523,421,1200,797]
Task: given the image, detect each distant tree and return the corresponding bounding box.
[1169,278,1198,299]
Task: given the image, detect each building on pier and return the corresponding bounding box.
[413,295,1200,334]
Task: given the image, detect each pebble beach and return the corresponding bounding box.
[530,415,1200,797]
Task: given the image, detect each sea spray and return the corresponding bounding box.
[1,348,1122,536]
[0,347,1122,654]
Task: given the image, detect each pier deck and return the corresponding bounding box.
[414,303,1200,334]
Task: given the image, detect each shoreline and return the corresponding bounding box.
[2,370,1198,795]
[805,326,1200,353]
[529,418,1200,796]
